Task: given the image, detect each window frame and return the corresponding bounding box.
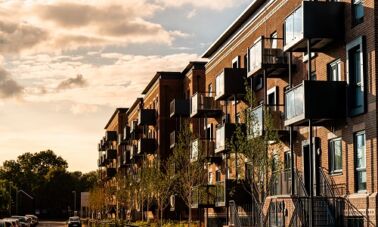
[354,131,366,193]
[327,59,342,81]
[346,36,366,117]
[352,0,364,26]
[328,137,343,175]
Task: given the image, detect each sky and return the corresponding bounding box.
[0,0,250,172]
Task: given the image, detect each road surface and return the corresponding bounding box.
[38,221,66,227]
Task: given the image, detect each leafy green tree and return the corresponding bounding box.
[168,120,207,225]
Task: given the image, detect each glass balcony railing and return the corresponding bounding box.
[284,80,346,126]
[215,181,226,207]
[191,185,216,208]
[285,84,305,122]
[138,109,156,126]
[137,138,156,155]
[284,6,303,48]
[248,37,288,77]
[215,68,247,101]
[170,98,190,118]
[283,1,344,52]
[190,93,221,118]
[190,139,215,162]
[170,131,176,149]
[247,106,263,139]
[215,123,240,153]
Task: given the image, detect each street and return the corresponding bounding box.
[38,221,66,227]
[38,221,88,227]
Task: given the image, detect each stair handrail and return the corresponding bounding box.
[318,167,336,198]
[344,198,376,227]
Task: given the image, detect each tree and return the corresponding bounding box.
[0,150,97,218]
[228,87,281,226]
[168,119,208,225]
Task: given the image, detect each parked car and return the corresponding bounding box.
[67,216,81,227]
[3,218,19,227]
[24,215,38,227]
[10,216,29,227]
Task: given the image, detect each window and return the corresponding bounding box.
[328,59,341,81]
[355,131,366,192]
[347,37,365,116]
[270,32,278,49]
[329,138,342,174]
[284,6,303,46]
[244,54,248,70]
[208,83,213,96]
[272,153,279,173]
[215,170,221,182]
[284,151,291,170]
[267,86,278,111]
[232,56,240,69]
[208,172,214,184]
[352,0,364,25]
[253,74,263,91]
[310,71,316,81]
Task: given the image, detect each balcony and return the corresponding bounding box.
[215,180,249,207]
[138,109,156,126]
[130,121,140,140]
[106,168,117,179]
[191,185,216,208]
[247,105,289,140]
[215,123,238,153]
[284,80,347,126]
[137,138,157,155]
[123,126,130,141]
[190,93,222,118]
[190,139,215,163]
[215,68,247,101]
[106,131,117,142]
[170,131,177,149]
[106,149,117,160]
[248,37,288,78]
[170,99,190,118]
[98,154,106,167]
[130,145,138,160]
[283,1,344,52]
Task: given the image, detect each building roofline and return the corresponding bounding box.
[182,61,208,75]
[104,108,129,129]
[126,98,143,116]
[202,0,267,58]
[142,72,183,95]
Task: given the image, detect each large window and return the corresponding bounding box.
[284,151,292,170]
[355,131,366,192]
[329,138,342,174]
[284,6,303,46]
[352,0,364,25]
[347,37,365,116]
[328,59,341,81]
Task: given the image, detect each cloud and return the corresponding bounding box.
[10,52,199,106]
[0,0,187,54]
[155,0,248,11]
[0,68,24,98]
[187,9,197,19]
[0,20,48,53]
[56,74,87,91]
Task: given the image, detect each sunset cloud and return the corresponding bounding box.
[154,0,248,11]
[56,74,87,91]
[0,0,185,54]
[0,68,23,98]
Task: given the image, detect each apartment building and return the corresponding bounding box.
[97,108,129,218]
[194,0,378,226]
[96,0,378,225]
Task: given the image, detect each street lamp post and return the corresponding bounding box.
[72,191,77,214]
